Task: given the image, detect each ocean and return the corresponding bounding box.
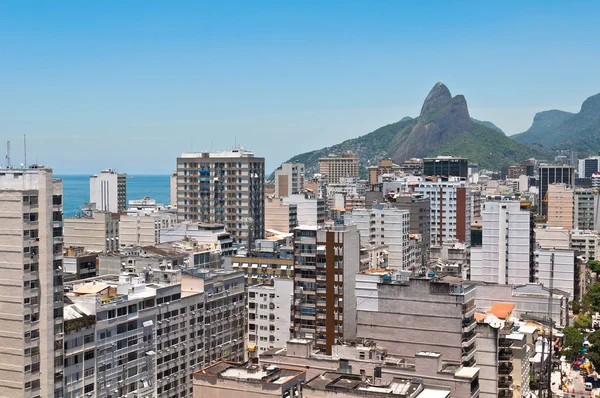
[57,175,171,217]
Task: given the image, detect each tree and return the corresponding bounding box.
[587,352,600,370]
[585,282,600,313]
[574,314,593,330]
[563,326,584,359]
[571,300,582,315]
[588,329,600,352]
[589,260,600,274]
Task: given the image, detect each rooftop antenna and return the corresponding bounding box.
[23,134,27,168]
[5,141,10,168]
[234,136,237,149]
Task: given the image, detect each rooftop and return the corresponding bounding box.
[487,302,515,319]
[195,361,304,385]
[304,372,435,397]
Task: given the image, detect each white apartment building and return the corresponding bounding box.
[414,180,471,246]
[160,223,236,257]
[63,270,245,398]
[534,248,576,299]
[574,188,596,231]
[64,204,120,252]
[281,193,325,226]
[274,162,304,198]
[170,171,177,207]
[571,230,599,262]
[470,199,531,285]
[535,226,571,250]
[0,167,65,398]
[89,168,127,213]
[345,206,410,270]
[176,148,265,244]
[247,279,293,354]
[120,199,177,247]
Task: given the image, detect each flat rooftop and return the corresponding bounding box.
[304,372,428,397]
[195,361,304,385]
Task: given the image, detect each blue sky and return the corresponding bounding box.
[1,1,599,174]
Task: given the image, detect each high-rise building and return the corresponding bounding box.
[414,180,471,246]
[534,248,577,300]
[89,168,127,213]
[356,272,477,366]
[387,193,431,267]
[274,162,304,198]
[546,183,574,230]
[0,167,64,398]
[423,156,468,179]
[345,206,410,270]
[538,165,575,217]
[574,188,596,230]
[292,224,360,355]
[368,159,400,190]
[318,152,359,184]
[119,198,176,247]
[281,193,325,226]
[169,171,177,207]
[247,279,293,354]
[578,156,600,178]
[264,197,297,233]
[470,199,531,285]
[63,204,120,252]
[176,148,265,245]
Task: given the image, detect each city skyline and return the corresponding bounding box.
[2,2,600,173]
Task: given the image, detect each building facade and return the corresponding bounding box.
[0,167,64,398]
[293,224,360,355]
[574,188,595,230]
[318,153,359,184]
[538,165,575,217]
[64,205,120,252]
[274,162,305,198]
[546,183,574,230]
[89,168,127,213]
[264,197,298,233]
[423,156,468,179]
[176,148,265,245]
[282,193,326,227]
[470,199,531,285]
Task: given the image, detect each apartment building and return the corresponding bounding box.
[265,197,298,233]
[170,171,177,207]
[274,162,305,198]
[414,180,471,246]
[176,148,265,244]
[192,361,306,398]
[160,222,236,257]
[356,272,477,366]
[247,279,293,354]
[292,224,360,355]
[470,199,531,285]
[261,339,480,398]
[89,168,127,213]
[64,204,120,252]
[387,193,431,267]
[231,240,294,286]
[282,193,326,226]
[318,152,359,184]
[368,159,401,190]
[119,200,177,247]
[546,183,574,230]
[63,247,98,281]
[0,167,64,398]
[63,269,245,398]
[538,165,575,217]
[578,156,600,178]
[571,230,599,262]
[534,226,571,250]
[574,188,595,230]
[345,206,410,270]
[423,156,468,179]
[534,248,577,299]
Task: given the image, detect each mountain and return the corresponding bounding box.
[279,83,544,175]
[472,118,504,133]
[512,92,600,152]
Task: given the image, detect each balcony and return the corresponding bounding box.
[498,363,513,375]
[462,331,476,347]
[498,376,512,390]
[462,318,477,333]
[498,349,513,362]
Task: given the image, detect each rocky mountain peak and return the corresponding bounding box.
[419,82,452,117]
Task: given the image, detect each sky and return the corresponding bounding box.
[1,1,599,174]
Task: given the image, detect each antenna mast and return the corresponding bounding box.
[23,135,27,167]
[5,141,10,168]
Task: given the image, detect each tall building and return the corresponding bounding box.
[356,272,477,366]
[264,197,298,233]
[176,148,265,245]
[546,183,574,230]
[345,206,410,270]
[414,180,471,246]
[387,193,431,267]
[318,152,359,184]
[119,198,177,247]
[423,156,468,179]
[0,167,64,398]
[281,193,325,226]
[247,279,293,354]
[578,156,600,178]
[63,204,120,252]
[170,171,177,207]
[62,270,245,398]
[470,199,531,285]
[534,248,577,300]
[89,168,127,213]
[274,162,304,198]
[292,224,360,355]
[574,188,595,230]
[538,164,575,217]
